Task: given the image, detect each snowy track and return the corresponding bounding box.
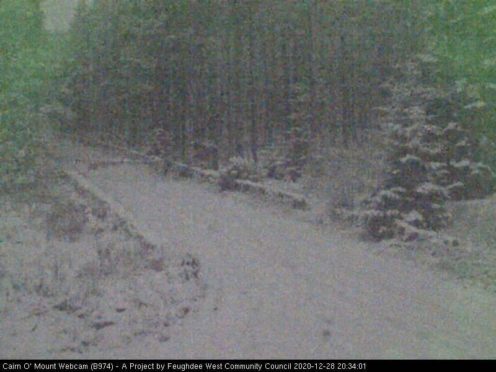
[67,159,496,359]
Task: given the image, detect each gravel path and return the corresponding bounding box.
[70,159,496,359]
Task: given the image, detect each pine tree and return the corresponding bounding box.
[362,61,494,242]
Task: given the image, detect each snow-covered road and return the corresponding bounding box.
[75,160,496,359]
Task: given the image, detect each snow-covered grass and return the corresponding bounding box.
[0,174,204,358]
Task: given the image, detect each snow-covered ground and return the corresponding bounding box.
[1,140,495,358]
[85,163,496,358]
[0,177,204,358]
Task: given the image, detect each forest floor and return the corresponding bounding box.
[1,138,496,358]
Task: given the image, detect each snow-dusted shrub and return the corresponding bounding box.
[266,159,303,182]
[266,158,289,180]
[362,61,494,242]
[363,209,401,240]
[362,64,450,241]
[218,157,260,191]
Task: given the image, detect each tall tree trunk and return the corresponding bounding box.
[248,14,258,163]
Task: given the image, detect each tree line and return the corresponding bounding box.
[62,0,425,162]
[2,0,496,188]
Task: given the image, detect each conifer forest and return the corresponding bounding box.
[1,0,496,359]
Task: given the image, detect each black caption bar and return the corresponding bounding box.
[1,360,494,372]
